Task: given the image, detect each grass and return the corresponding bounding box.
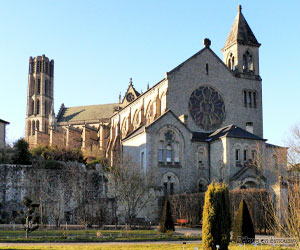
[0,243,293,250]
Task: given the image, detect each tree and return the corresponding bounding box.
[108,155,155,227]
[19,197,40,239]
[202,182,231,250]
[12,138,31,165]
[159,198,175,233]
[232,199,255,243]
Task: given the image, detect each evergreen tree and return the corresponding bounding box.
[202,182,231,250]
[12,138,31,165]
[232,199,255,243]
[159,198,175,233]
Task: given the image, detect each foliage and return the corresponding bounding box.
[168,189,271,234]
[159,199,175,233]
[11,138,32,165]
[202,182,231,250]
[31,145,85,163]
[168,193,205,226]
[232,199,255,243]
[18,197,40,239]
[0,145,14,164]
[230,189,271,234]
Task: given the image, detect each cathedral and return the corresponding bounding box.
[25,6,285,194]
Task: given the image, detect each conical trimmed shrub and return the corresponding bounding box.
[202,182,231,250]
[159,199,175,233]
[232,199,255,243]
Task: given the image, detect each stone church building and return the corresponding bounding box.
[25,6,285,194]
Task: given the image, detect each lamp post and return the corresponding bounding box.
[183,241,186,250]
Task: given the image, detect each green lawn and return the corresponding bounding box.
[0,243,292,250]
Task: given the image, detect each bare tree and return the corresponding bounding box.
[108,155,155,227]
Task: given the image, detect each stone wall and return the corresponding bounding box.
[0,163,113,225]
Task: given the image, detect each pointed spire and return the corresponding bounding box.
[129,77,133,85]
[223,5,260,50]
[147,82,150,90]
[119,92,122,103]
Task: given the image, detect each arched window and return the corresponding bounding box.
[36,99,40,114]
[36,120,40,132]
[157,128,182,165]
[166,145,172,163]
[228,53,235,71]
[37,79,41,95]
[45,80,48,96]
[162,172,179,195]
[243,51,253,72]
[31,100,34,115]
[146,102,155,124]
[158,141,164,163]
[32,120,36,135]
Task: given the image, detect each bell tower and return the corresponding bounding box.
[222,5,261,77]
[25,55,54,140]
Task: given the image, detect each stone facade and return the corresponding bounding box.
[24,6,287,202]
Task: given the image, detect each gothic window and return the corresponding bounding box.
[36,120,40,132]
[243,51,253,72]
[166,145,172,163]
[45,80,48,96]
[36,100,40,114]
[45,62,48,74]
[37,79,41,95]
[32,120,35,135]
[146,102,155,124]
[157,128,182,165]
[132,110,140,130]
[158,141,164,163]
[121,118,128,138]
[162,172,179,196]
[31,100,34,115]
[243,90,257,109]
[228,53,235,71]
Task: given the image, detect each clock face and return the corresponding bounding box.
[189,86,226,130]
[126,93,135,102]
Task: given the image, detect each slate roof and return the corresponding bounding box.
[223,5,260,49]
[192,124,265,142]
[0,119,9,124]
[57,103,119,123]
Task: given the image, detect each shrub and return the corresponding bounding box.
[232,199,255,243]
[159,198,175,233]
[11,138,32,165]
[202,182,231,250]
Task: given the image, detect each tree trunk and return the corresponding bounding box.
[25,229,28,239]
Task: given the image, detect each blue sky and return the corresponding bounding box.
[0,1,299,146]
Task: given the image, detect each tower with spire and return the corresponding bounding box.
[222,5,261,77]
[25,55,54,141]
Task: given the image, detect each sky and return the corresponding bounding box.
[0,0,299,146]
